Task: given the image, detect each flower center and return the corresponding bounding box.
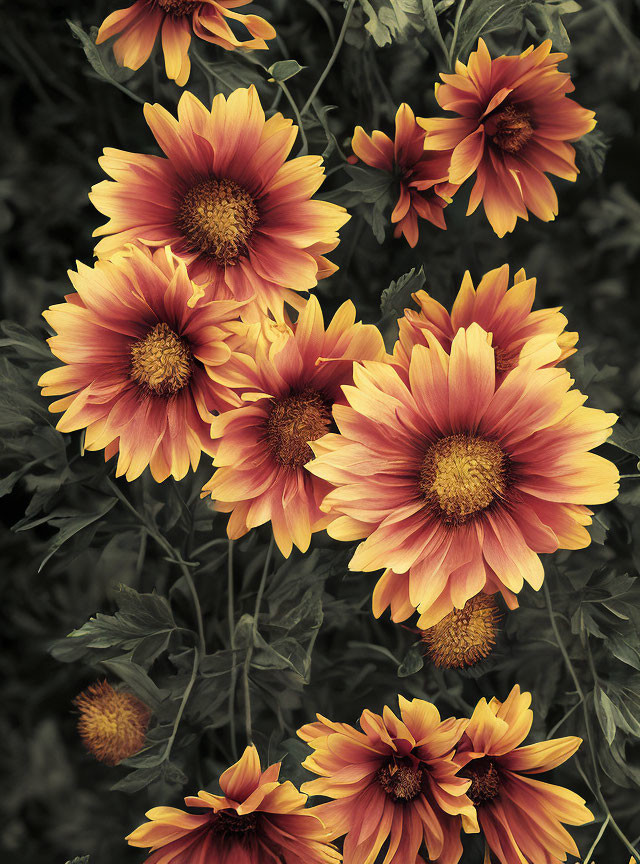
[213,810,257,836]
[420,434,508,524]
[265,388,332,468]
[421,594,500,669]
[74,681,151,766]
[155,0,199,15]
[493,343,520,373]
[488,105,533,154]
[461,757,501,806]
[177,178,259,265]
[130,322,191,397]
[377,761,424,802]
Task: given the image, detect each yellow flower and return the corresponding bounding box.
[74,680,150,766]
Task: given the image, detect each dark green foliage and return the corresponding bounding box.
[1,1,640,863]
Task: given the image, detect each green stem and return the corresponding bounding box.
[160,647,199,763]
[583,814,610,864]
[227,539,238,760]
[448,0,467,69]
[243,535,275,743]
[301,0,356,116]
[620,474,640,479]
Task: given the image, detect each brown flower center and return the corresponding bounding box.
[155,0,199,15]
[177,178,259,265]
[420,434,508,524]
[461,757,501,806]
[488,105,534,154]
[421,594,500,669]
[265,388,332,468]
[377,761,424,802]
[130,322,191,396]
[213,810,257,836]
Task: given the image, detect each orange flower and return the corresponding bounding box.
[307,324,619,627]
[126,744,341,864]
[394,264,578,379]
[39,245,249,482]
[96,0,276,86]
[298,695,478,864]
[419,39,596,237]
[201,295,387,557]
[351,103,457,246]
[74,680,150,766]
[90,86,350,321]
[456,685,593,864]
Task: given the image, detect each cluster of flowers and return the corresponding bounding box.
[95,684,590,864]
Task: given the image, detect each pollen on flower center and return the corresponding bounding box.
[461,757,501,806]
[177,177,259,264]
[130,322,192,396]
[265,388,333,468]
[377,761,424,802]
[213,810,258,836]
[420,434,508,523]
[155,0,199,15]
[421,593,500,668]
[488,104,534,154]
[74,681,151,766]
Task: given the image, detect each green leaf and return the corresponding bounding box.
[595,687,617,744]
[380,267,426,320]
[65,858,90,864]
[398,645,424,677]
[66,20,136,85]
[575,129,609,178]
[268,60,305,82]
[101,656,168,711]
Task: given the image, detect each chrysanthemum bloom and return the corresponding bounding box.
[90,87,349,321]
[308,324,619,627]
[74,680,151,766]
[422,593,500,669]
[419,39,596,237]
[39,244,249,482]
[201,295,387,556]
[351,103,457,246]
[298,696,478,864]
[455,685,593,864]
[96,1,276,86]
[126,744,341,864]
[394,264,578,379]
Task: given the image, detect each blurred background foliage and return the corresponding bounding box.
[1,0,640,862]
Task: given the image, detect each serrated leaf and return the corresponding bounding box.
[380,267,426,320]
[67,20,136,85]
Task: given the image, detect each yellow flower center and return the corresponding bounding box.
[377,761,424,801]
[421,593,500,668]
[461,757,501,806]
[489,104,534,154]
[74,681,151,766]
[177,178,259,265]
[265,388,333,468]
[156,0,199,15]
[420,434,508,524]
[130,322,192,397]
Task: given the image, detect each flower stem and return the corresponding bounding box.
[227,538,238,760]
[243,535,275,743]
[301,0,356,116]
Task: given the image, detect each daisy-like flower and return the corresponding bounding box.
[394,264,578,379]
[419,39,596,237]
[39,244,249,482]
[297,695,478,864]
[74,680,150,766]
[96,1,276,86]
[90,86,350,321]
[201,295,387,557]
[307,323,619,627]
[351,103,457,246]
[456,685,593,864]
[127,744,341,864]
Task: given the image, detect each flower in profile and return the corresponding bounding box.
[201,295,387,557]
[422,593,500,669]
[351,103,457,246]
[307,324,619,627]
[456,685,593,864]
[126,744,341,864]
[90,87,349,321]
[394,264,578,379]
[96,1,276,86]
[74,680,150,766]
[298,695,478,864]
[39,244,249,482]
[419,39,596,237]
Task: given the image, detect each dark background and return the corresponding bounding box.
[1,1,640,862]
